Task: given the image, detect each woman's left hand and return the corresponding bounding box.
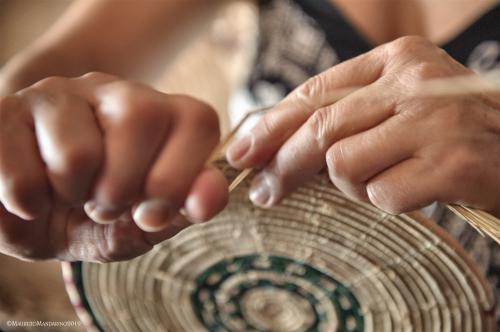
[226,36,500,217]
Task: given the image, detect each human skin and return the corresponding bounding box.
[0,73,228,262]
[0,0,221,95]
[0,0,231,262]
[227,36,500,217]
[1,1,499,262]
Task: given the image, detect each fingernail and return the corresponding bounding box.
[184,195,205,224]
[249,173,273,207]
[227,134,253,164]
[133,199,175,232]
[84,201,122,224]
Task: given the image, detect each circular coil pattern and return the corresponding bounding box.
[73,170,495,332]
[191,254,363,331]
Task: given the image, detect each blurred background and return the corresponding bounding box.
[1,1,69,64]
[0,0,256,330]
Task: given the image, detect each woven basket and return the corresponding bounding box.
[62,165,495,332]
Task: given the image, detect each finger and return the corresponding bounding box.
[365,158,441,214]
[30,92,103,205]
[0,96,51,219]
[325,113,424,201]
[184,166,229,222]
[246,84,398,206]
[72,72,118,86]
[226,49,386,169]
[84,83,170,223]
[133,96,220,232]
[0,204,53,260]
[62,209,154,262]
[0,201,177,262]
[367,139,500,216]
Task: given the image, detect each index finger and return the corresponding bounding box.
[226,48,386,169]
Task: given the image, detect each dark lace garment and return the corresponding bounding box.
[234,0,500,325]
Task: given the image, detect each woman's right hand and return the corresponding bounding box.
[0,72,228,262]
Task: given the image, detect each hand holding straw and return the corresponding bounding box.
[213,71,500,244]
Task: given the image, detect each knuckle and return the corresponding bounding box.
[366,183,404,215]
[411,61,450,81]
[389,35,432,56]
[80,71,117,82]
[293,74,326,108]
[91,227,118,263]
[441,144,477,184]
[32,76,66,91]
[95,247,116,264]
[108,82,163,122]
[93,241,114,263]
[258,113,280,137]
[434,105,471,131]
[326,144,352,183]
[94,225,149,262]
[307,106,336,150]
[112,81,144,103]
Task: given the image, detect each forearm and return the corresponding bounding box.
[0,44,93,96]
[0,0,223,96]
